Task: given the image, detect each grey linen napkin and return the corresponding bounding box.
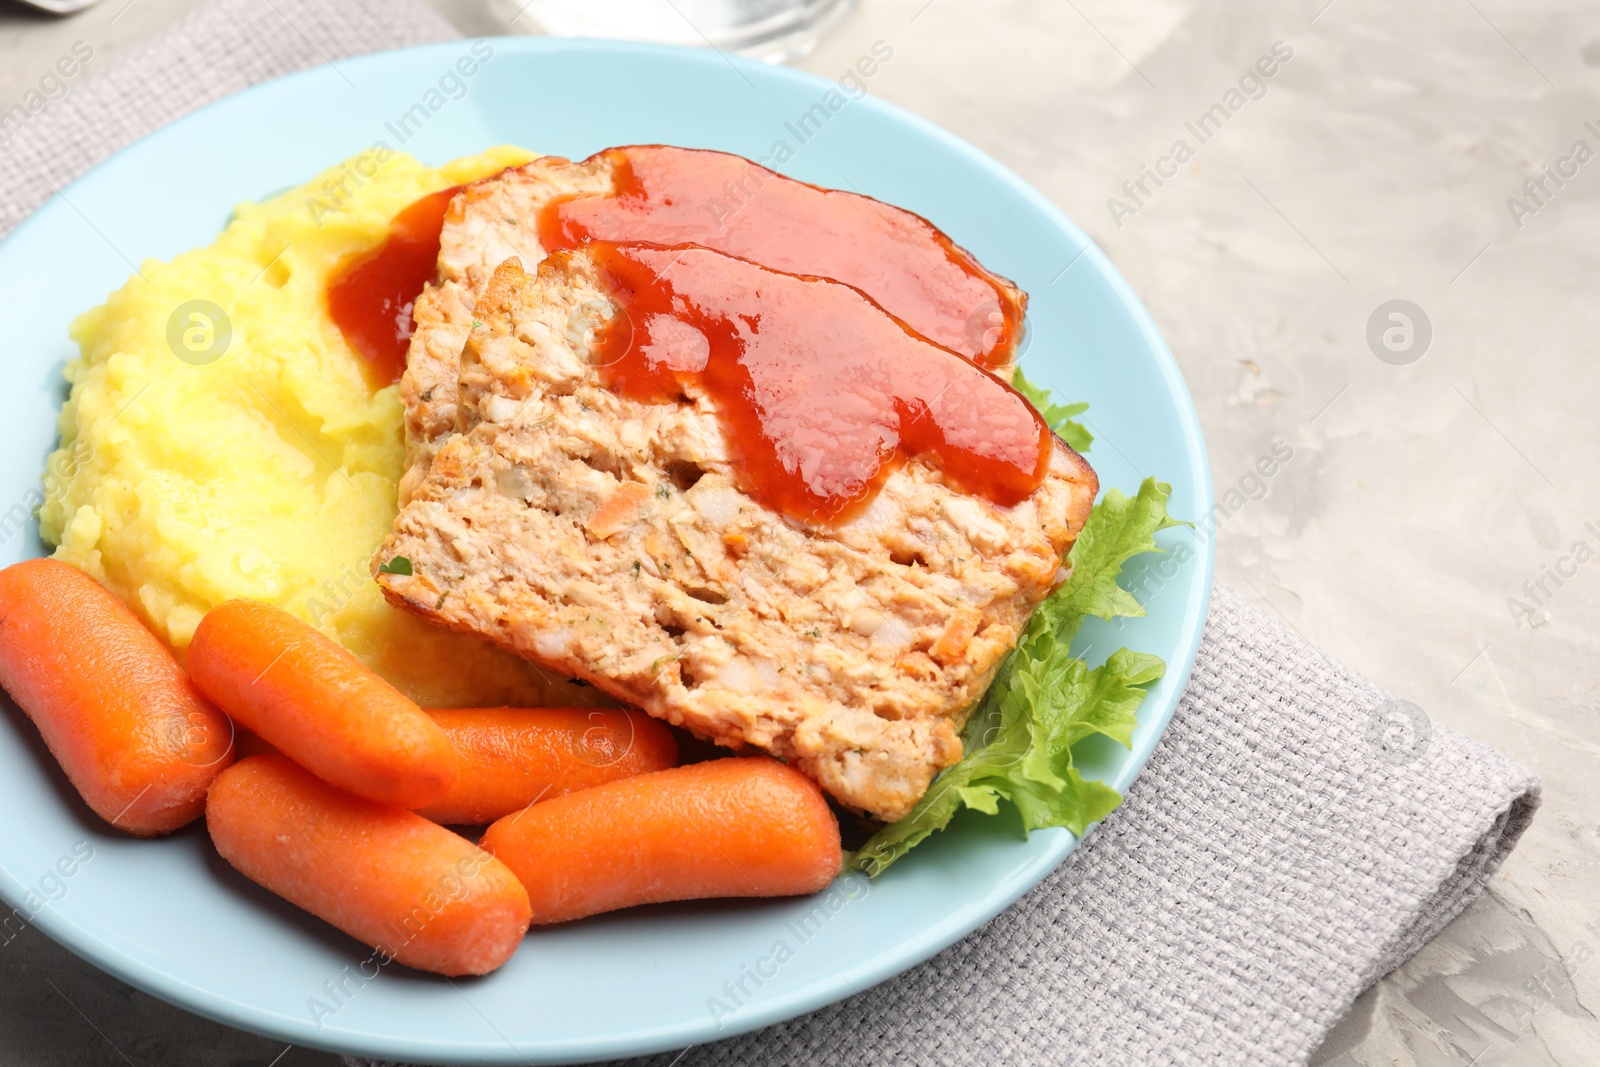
[0,2,1540,1063]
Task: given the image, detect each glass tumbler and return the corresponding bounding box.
[504,0,858,63]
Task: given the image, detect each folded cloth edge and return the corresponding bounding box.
[1372,770,1540,983]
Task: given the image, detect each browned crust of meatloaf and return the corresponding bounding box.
[376,255,1097,822]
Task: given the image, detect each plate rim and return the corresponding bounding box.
[0,34,1215,1064]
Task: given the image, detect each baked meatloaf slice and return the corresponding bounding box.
[398,145,1026,502]
[397,161,610,503]
[376,253,1095,823]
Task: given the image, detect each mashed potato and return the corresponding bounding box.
[39,147,594,708]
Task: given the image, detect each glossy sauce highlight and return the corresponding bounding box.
[540,145,1024,368]
[584,242,1049,525]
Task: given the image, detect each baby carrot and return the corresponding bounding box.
[207,754,531,976]
[481,757,842,925]
[416,707,679,825]
[0,558,233,836]
[187,599,456,809]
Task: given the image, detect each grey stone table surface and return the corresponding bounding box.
[1,0,1597,1064]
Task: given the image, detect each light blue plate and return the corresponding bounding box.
[0,38,1212,1065]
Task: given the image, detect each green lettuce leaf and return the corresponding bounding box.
[849,376,1181,875]
[1045,474,1185,628]
[1013,368,1093,453]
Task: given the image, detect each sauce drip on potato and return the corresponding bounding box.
[326,184,462,386]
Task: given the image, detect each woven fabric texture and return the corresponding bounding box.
[0,4,1539,1064]
[0,0,455,238]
